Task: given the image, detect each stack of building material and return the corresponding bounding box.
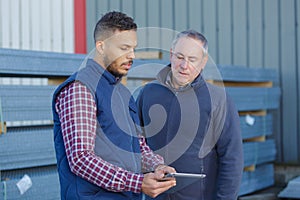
[0,85,55,123]
[225,87,280,111]
[278,176,300,198]
[0,88,60,199]
[0,126,55,170]
[239,164,275,196]
[205,65,280,196]
[243,140,276,168]
[239,114,273,139]
[0,48,84,200]
[0,166,59,200]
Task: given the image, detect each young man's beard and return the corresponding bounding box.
[103,55,124,78]
[106,64,124,78]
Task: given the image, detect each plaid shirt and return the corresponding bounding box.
[55,81,164,193]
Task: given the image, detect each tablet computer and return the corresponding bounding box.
[161,172,206,193]
[164,172,206,179]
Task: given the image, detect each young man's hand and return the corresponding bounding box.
[141,165,176,198]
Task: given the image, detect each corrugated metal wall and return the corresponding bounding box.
[86,0,300,164]
[0,0,74,53]
[0,0,75,86]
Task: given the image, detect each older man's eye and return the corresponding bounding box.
[176,55,184,60]
[121,47,129,51]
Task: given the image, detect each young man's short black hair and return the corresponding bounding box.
[94,11,137,42]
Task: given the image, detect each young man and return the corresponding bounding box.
[52,11,176,200]
[137,30,244,199]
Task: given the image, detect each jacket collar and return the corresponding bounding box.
[156,64,206,91]
[86,59,122,85]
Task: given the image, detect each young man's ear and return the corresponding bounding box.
[96,41,104,54]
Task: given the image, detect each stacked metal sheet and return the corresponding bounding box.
[0,89,59,199]
[225,87,280,111]
[213,67,279,196]
[239,114,273,139]
[278,176,300,198]
[0,126,56,170]
[201,64,280,196]
[0,85,56,122]
[220,71,281,195]
[0,166,60,200]
[243,139,276,168]
[203,64,279,83]
[0,48,84,77]
[239,164,275,196]
[208,66,280,197]
[0,49,85,200]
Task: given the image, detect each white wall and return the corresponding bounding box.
[0,0,74,53]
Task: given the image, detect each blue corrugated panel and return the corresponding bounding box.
[204,65,279,83]
[129,60,168,79]
[0,85,56,122]
[243,139,276,167]
[239,164,275,196]
[0,166,60,200]
[240,114,273,139]
[0,48,279,84]
[0,126,56,170]
[0,48,84,77]
[130,61,279,83]
[278,176,300,198]
[225,87,281,111]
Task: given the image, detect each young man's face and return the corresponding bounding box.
[170,37,207,88]
[100,30,137,77]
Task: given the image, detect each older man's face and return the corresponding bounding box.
[170,37,207,88]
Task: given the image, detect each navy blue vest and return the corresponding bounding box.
[52,59,142,200]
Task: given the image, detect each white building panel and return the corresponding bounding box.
[0,0,74,53]
[21,0,31,49]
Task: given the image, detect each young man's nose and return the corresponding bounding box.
[127,49,135,59]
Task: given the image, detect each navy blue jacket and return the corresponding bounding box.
[52,59,142,200]
[136,65,243,200]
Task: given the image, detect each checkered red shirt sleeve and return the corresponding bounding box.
[139,135,164,172]
[55,81,143,193]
